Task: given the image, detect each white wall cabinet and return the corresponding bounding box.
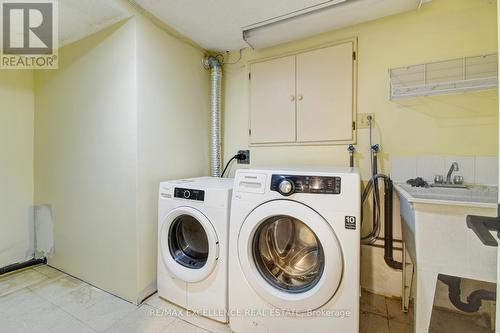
[249,40,357,145]
[249,55,296,144]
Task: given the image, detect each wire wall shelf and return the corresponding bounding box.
[389,54,498,100]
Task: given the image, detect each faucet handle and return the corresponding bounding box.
[434,175,444,184]
[453,175,464,185]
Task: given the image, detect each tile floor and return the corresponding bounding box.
[0,265,493,333]
[360,290,493,333]
[0,265,215,333]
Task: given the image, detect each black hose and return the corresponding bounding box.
[361,149,383,244]
[0,257,47,276]
[383,178,402,270]
[438,274,496,313]
[361,174,384,242]
[360,174,403,270]
[372,151,378,233]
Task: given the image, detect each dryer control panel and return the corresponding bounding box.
[174,187,205,201]
[271,175,341,196]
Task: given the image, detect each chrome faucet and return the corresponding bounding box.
[446,162,459,184]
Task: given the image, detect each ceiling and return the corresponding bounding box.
[59,0,132,47]
[57,0,429,52]
[132,0,335,51]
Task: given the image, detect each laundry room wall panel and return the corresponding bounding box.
[34,19,138,302]
[34,0,209,302]
[222,0,498,297]
[0,71,35,268]
[135,13,210,303]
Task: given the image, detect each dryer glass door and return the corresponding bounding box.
[169,214,209,269]
[160,207,219,283]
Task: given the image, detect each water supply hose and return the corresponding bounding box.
[361,145,382,244]
[347,145,355,168]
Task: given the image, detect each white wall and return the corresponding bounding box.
[34,20,138,301]
[0,71,35,267]
[135,14,210,301]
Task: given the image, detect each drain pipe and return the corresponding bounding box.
[0,257,47,276]
[438,274,496,313]
[203,56,223,177]
[383,178,403,270]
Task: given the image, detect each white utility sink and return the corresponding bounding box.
[396,183,498,208]
[394,183,498,333]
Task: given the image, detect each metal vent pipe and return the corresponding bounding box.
[203,56,222,177]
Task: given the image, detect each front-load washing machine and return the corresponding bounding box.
[158,177,233,323]
[229,168,360,333]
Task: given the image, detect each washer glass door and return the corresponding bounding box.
[238,200,343,312]
[253,215,324,293]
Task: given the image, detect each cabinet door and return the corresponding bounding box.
[296,42,354,142]
[249,56,296,144]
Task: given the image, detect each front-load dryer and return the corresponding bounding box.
[229,168,360,333]
[158,177,233,323]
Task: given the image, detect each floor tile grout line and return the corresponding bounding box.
[153,307,216,333]
[145,296,223,333]
[0,270,51,298]
[48,284,139,332]
[22,267,121,333]
[383,297,389,333]
[40,264,137,306]
[28,283,99,332]
[27,270,66,287]
[1,283,98,332]
[153,310,213,333]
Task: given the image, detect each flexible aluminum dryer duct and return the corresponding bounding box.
[203,56,222,177]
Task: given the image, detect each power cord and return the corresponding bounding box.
[221,153,247,177]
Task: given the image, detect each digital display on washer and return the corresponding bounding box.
[271,175,341,195]
[174,188,205,201]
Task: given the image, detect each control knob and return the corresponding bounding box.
[278,179,295,196]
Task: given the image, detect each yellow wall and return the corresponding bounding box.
[0,71,35,267]
[35,20,139,301]
[221,0,498,297]
[222,0,498,180]
[135,14,210,302]
[34,8,210,302]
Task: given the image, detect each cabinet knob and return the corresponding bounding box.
[289,95,295,102]
[298,94,303,101]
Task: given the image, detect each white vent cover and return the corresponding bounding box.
[389,54,499,100]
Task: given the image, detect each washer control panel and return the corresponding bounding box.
[271,175,341,196]
[174,187,205,201]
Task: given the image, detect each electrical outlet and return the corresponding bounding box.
[357,113,375,129]
[237,150,250,164]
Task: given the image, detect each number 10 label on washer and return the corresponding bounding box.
[345,216,357,230]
